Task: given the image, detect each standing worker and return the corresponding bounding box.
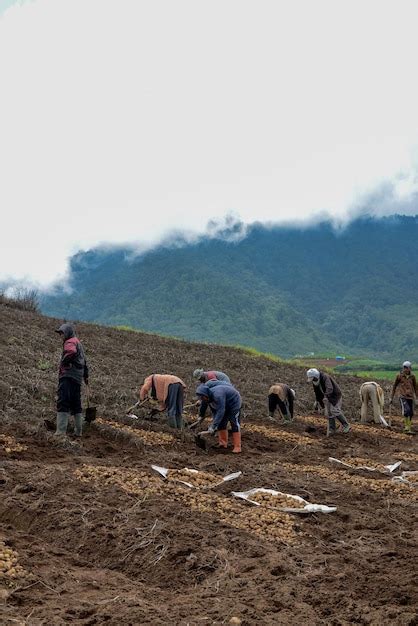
[55,323,89,437]
[306,368,350,435]
[140,374,186,429]
[359,382,388,426]
[390,361,417,434]
[268,383,295,423]
[195,382,242,453]
[193,369,231,384]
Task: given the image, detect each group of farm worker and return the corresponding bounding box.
[53,324,417,445]
[139,369,242,453]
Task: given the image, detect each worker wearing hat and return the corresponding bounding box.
[306,368,350,435]
[390,361,417,434]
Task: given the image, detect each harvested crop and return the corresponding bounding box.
[251,492,305,509]
[74,465,164,499]
[95,418,174,445]
[244,423,314,446]
[301,415,408,440]
[0,434,27,453]
[77,464,295,543]
[0,541,25,581]
[340,457,396,472]
[281,462,417,500]
[169,488,296,543]
[166,469,221,488]
[394,452,418,464]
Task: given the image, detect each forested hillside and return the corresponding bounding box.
[41,215,418,359]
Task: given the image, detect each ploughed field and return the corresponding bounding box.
[0,304,417,625]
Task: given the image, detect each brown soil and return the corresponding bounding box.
[0,304,417,625]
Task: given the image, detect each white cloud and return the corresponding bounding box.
[1,0,418,284]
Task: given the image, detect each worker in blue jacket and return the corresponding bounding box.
[195,382,242,453]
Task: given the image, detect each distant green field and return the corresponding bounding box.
[347,370,398,381]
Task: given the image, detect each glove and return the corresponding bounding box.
[208,423,216,435]
[313,401,319,411]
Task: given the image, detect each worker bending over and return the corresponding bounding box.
[195,382,242,453]
[268,383,295,423]
[306,368,350,435]
[359,382,388,426]
[390,361,417,434]
[140,374,186,429]
[193,369,231,383]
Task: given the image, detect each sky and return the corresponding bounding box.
[1,0,418,286]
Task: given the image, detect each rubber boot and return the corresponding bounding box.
[282,412,293,424]
[74,413,83,437]
[55,412,70,435]
[336,414,351,434]
[327,417,336,436]
[403,417,412,434]
[217,430,228,448]
[232,431,241,453]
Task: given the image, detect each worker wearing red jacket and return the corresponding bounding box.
[55,324,89,437]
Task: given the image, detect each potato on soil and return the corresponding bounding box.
[252,492,305,509]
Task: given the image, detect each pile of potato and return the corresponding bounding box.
[166,469,222,488]
[0,541,25,581]
[96,418,174,445]
[282,462,417,500]
[340,457,393,472]
[170,488,295,543]
[303,415,409,440]
[0,434,27,454]
[394,452,418,463]
[251,491,305,509]
[74,464,164,498]
[245,424,315,446]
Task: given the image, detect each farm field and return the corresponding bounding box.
[0,304,417,625]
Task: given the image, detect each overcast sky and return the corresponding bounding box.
[2,0,418,285]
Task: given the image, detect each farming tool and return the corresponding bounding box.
[194,429,212,451]
[85,386,97,423]
[126,398,150,414]
[388,401,392,428]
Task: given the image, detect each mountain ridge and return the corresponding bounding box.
[41,215,418,359]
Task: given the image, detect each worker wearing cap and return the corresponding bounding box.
[195,382,242,453]
[268,383,295,423]
[390,361,417,434]
[55,323,89,437]
[306,368,350,435]
[193,369,231,384]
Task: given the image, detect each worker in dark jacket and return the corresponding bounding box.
[196,382,242,453]
[390,361,417,434]
[55,324,89,436]
[306,368,350,435]
[268,383,295,423]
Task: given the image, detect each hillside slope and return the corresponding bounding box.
[41,215,418,359]
[0,304,417,624]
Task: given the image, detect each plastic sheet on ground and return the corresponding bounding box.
[231,487,336,514]
[329,457,401,473]
[392,470,418,486]
[151,465,242,489]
